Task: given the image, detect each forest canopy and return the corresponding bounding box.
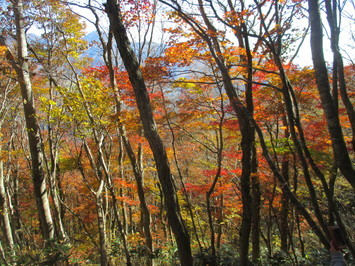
[0,0,354,265]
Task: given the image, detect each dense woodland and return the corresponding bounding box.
[0,0,354,265]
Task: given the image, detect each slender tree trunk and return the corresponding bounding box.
[108,181,132,265]
[192,2,255,264]
[280,159,289,252]
[243,28,260,264]
[296,211,305,257]
[96,188,108,266]
[120,128,153,255]
[205,97,225,263]
[0,240,7,265]
[46,147,67,241]
[325,0,355,152]
[216,194,223,252]
[11,160,23,247]
[46,83,68,242]
[4,0,55,240]
[239,130,253,266]
[106,19,153,256]
[251,172,261,262]
[158,0,328,256]
[308,0,355,190]
[105,1,192,264]
[0,161,14,249]
[257,6,330,235]
[137,143,153,256]
[161,86,204,254]
[98,136,134,266]
[280,118,290,252]
[117,134,129,235]
[79,147,111,266]
[241,16,258,265]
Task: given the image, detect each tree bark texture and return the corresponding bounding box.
[11,0,54,240]
[0,161,14,249]
[48,145,68,241]
[96,190,109,266]
[251,172,261,262]
[120,128,153,254]
[324,0,355,152]
[280,160,289,252]
[308,0,355,190]
[104,1,193,265]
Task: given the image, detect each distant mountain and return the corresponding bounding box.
[83,31,104,65]
[27,30,167,66]
[83,31,166,67]
[84,31,100,43]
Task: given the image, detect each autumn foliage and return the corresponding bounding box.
[0,0,354,265]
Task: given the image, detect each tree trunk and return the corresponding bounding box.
[162,85,204,254]
[239,130,253,266]
[280,118,290,252]
[0,161,14,249]
[48,145,68,241]
[104,1,192,264]
[194,2,255,264]
[5,0,55,240]
[45,79,68,242]
[308,0,355,190]
[280,159,289,252]
[98,5,153,257]
[79,146,112,266]
[216,194,223,252]
[98,137,133,265]
[121,129,153,255]
[11,161,23,247]
[0,239,8,264]
[251,172,261,262]
[117,134,129,235]
[96,188,109,266]
[242,23,260,263]
[325,0,355,152]
[205,98,225,263]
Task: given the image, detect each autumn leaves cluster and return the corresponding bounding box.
[0,0,354,265]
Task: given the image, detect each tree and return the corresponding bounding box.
[0,0,354,264]
[0,52,19,258]
[308,0,355,190]
[104,1,193,264]
[157,0,350,259]
[1,0,54,241]
[88,3,154,256]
